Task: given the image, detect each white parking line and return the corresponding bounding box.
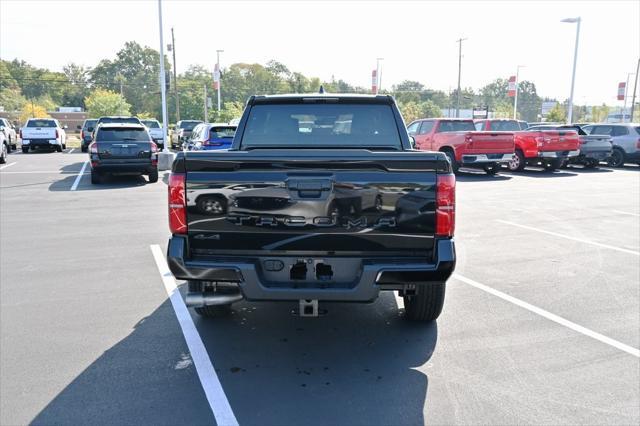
[453,274,640,358]
[70,161,88,191]
[0,162,17,170]
[0,170,88,174]
[613,210,640,217]
[150,245,239,426]
[68,148,75,154]
[497,219,639,256]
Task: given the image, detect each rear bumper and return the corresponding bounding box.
[92,161,156,174]
[461,153,514,164]
[538,150,580,158]
[575,149,612,161]
[166,235,456,302]
[624,151,640,162]
[21,139,60,147]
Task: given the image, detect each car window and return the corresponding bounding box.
[142,120,160,128]
[209,127,236,139]
[489,121,520,131]
[612,126,629,136]
[96,128,150,142]
[26,119,56,127]
[436,121,475,132]
[242,103,402,149]
[591,126,613,135]
[419,121,434,134]
[99,117,140,124]
[406,122,420,135]
[192,124,204,140]
[180,121,201,130]
[474,121,485,131]
[83,120,98,129]
[634,127,640,136]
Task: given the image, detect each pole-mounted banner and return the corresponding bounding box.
[213,64,220,90]
[508,76,517,97]
[617,82,626,101]
[371,69,377,94]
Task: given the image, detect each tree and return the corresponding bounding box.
[421,100,441,118]
[19,102,50,122]
[85,89,131,117]
[397,101,423,123]
[545,103,566,122]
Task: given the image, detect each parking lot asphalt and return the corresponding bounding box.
[1,151,639,425]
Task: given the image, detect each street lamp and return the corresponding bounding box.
[561,17,581,124]
[376,58,384,94]
[513,65,525,120]
[215,50,223,112]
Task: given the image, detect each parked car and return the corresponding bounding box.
[19,118,67,153]
[582,123,640,167]
[0,118,18,151]
[475,119,580,171]
[407,118,514,174]
[527,124,612,168]
[141,119,165,149]
[79,119,98,152]
[167,93,456,321]
[88,123,158,184]
[171,120,203,148]
[0,131,8,163]
[183,123,237,151]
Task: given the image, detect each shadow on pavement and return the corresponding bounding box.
[196,291,437,425]
[456,171,513,182]
[48,172,149,191]
[502,168,579,178]
[30,300,214,425]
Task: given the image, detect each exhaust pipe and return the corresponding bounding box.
[185,292,243,307]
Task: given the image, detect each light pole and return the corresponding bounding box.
[513,65,525,120]
[376,58,384,94]
[157,0,172,168]
[216,50,223,112]
[630,58,640,123]
[455,38,467,118]
[561,17,581,124]
[170,27,180,122]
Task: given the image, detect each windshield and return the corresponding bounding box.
[241,103,401,148]
[180,121,201,130]
[437,121,475,132]
[490,121,520,131]
[142,120,160,128]
[96,128,150,142]
[209,127,236,139]
[26,119,56,127]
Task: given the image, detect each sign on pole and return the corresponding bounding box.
[507,76,516,97]
[213,64,220,90]
[371,70,377,94]
[617,82,626,100]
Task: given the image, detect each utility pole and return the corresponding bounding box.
[157,0,169,158]
[630,58,640,123]
[455,38,467,118]
[622,72,635,122]
[215,50,223,112]
[203,84,208,122]
[513,65,525,120]
[170,27,180,122]
[561,17,581,123]
[376,57,384,93]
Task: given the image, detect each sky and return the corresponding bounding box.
[1,0,639,105]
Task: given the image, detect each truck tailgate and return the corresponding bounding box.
[466,131,514,153]
[22,128,56,139]
[180,149,447,256]
[525,130,580,151]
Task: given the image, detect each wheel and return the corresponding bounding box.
[188,281,234,318]
[0,143,7,164]
[5,141,11,153]
[483,163,501,175]
[62,143,66,150]
[544,159,562,171]
[403,282,446,322]
[22,147,29,154]
[507,150,526,172]
[584,159,598,169]
[90,170,102,184]
[148,169,159,183]
[11,143,17,150]
[81,146,88,153]
[442,149,459,173]
[55,145,63,152]
[196,195,227,215]
[607,148,625,168]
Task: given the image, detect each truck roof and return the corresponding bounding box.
[249,93,394,105]
[97,123,145,129]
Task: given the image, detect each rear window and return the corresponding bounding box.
[437,121,475,132]
[27,119,56,127]
[99,117,140,124]
[83,120,97,129]
[634,127,640,136]
[96,128,150,142]
[209,127,236,139]
[241,103,401,148]
[179,121,201,130]
[142,120,160,128]
[489,121,520,131]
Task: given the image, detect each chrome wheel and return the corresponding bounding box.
[508,155,520,170]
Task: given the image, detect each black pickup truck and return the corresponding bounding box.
[167,93,456,321]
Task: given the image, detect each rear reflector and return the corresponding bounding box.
[436,173,455,237]
[168,173,187,234]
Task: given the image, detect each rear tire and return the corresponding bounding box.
[188,281,234,318]
[442,149,459,173]
[403,282,446,322]
[81,146,88,153]
[148,169,159,183]
[0,143,7,164]
[55,145,63,153]
[607,148,625,168]
[90,170,102,185]
[584,159,598,169]
[483,163,501,175]
[507,150,526,172]
[22,147,29,154]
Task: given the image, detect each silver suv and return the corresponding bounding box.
[584,123,640,167]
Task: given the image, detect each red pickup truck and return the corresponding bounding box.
[407,119,514,174]
[474,119,580,171]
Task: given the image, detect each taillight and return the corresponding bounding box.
[436,174,455,237]
[55,129,59,139]
[81,130,84,139]
[535,136,544,147]
[19,129,22,138]
[636,138,640,149]
[169,173,187,234]
[89,142,98,154]
[464,134,473,144]
[150,141,158,153]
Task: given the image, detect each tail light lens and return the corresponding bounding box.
[169,173,187,234]
[81,130,84,139]
[89,142,98,154]
[535,136,544,147]
[55,129,59,139]
[150,141,158,153]
[636,138,640,149]
[436,174,455,237]
[19,129,22,138]
[150,141,158,166]
[464,134,473,145]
